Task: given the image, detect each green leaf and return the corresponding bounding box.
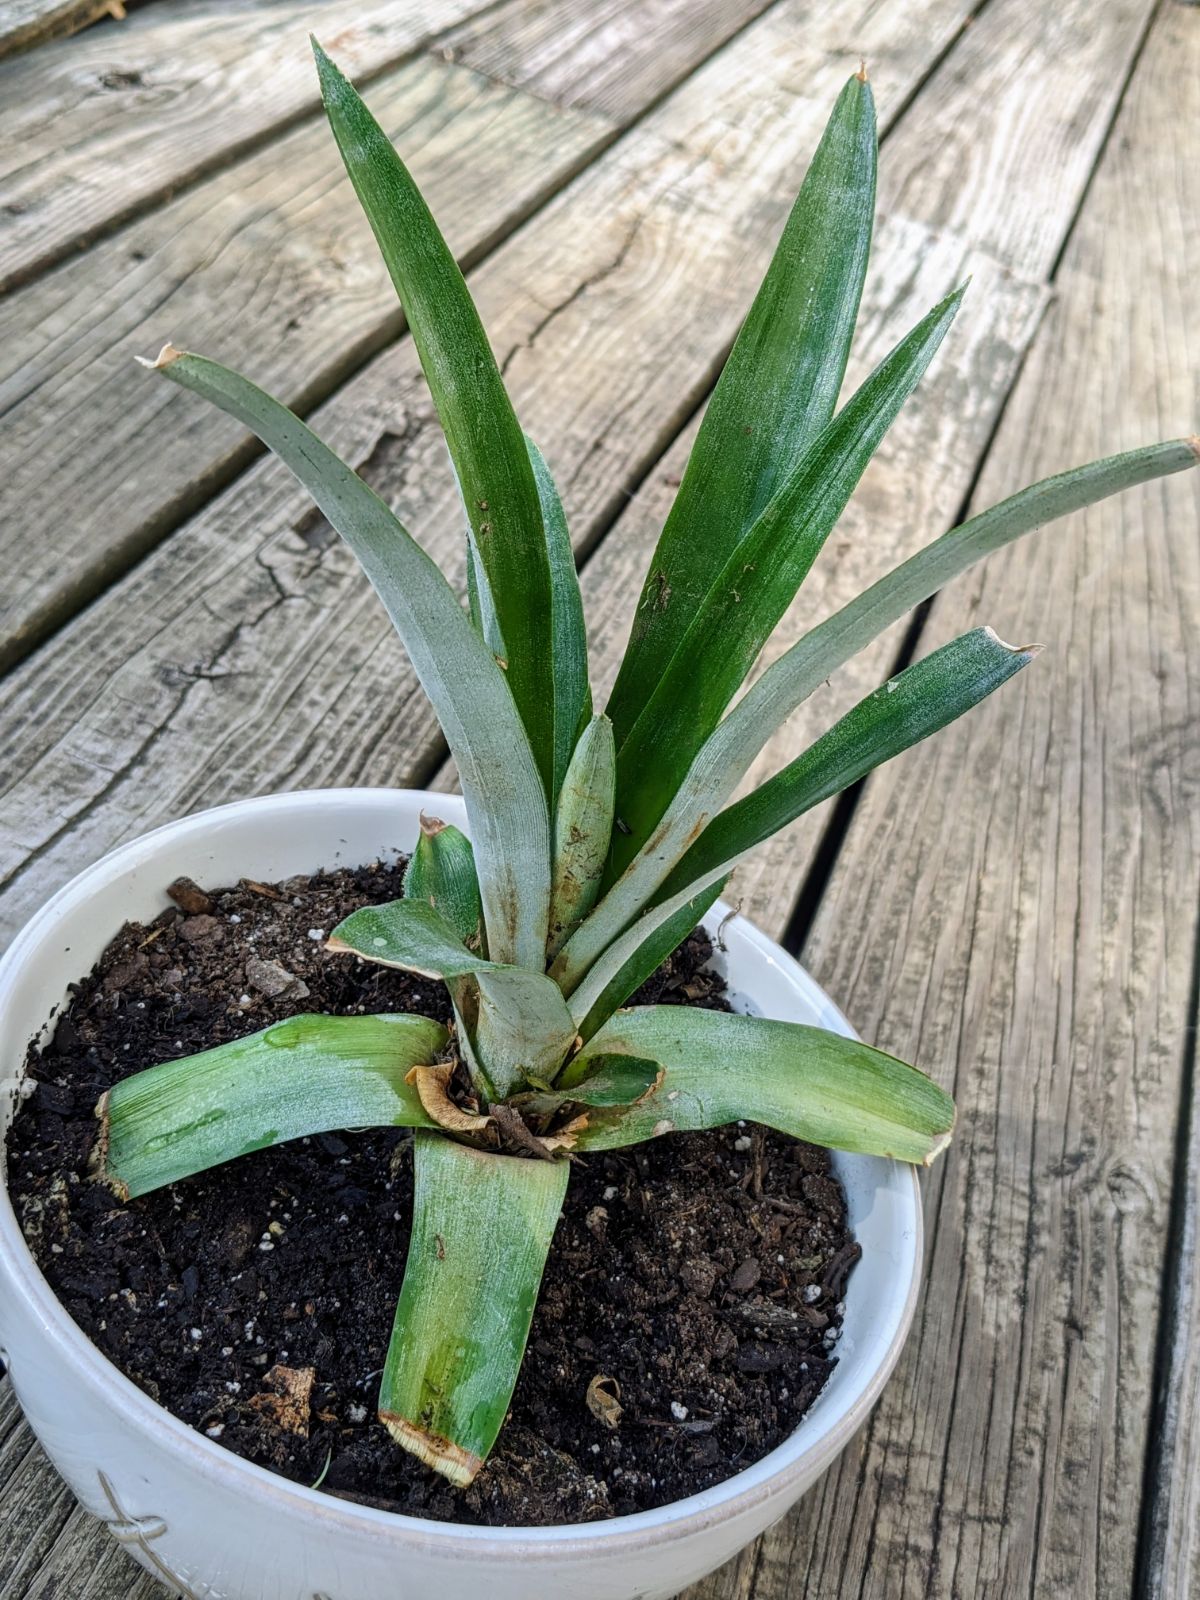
[404,814,484,951]
[547,714,615,959]
[574,878,725,1043]
[329,898,575,1097]
[314,42,556,792]
[97,1015,447,1199]
[527,437,592,802]
[518,1053,663,1114]
[609,284,965,875]
[379,1132,568,1484]
[571,1007,954,1165]
[662,625,1039,899]
[729,436,1200,745]
[556,628,1035,1006]
[555,1053,663,1104]
[565,439,1200,964]
[606,73,877,747]
[141,348,550,970]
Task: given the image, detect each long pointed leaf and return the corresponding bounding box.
[527,436,592,801]
[609,285,965,873]
[314,43,556,790]
[142,348,550,969]
[379,1132,568,1484]
[97,1015,447,1199]
[730,436,1200,746]
[329,898,575,1096]
[570,1007,953,1165]
[606,73,877,746]
[557,628,1036,1007]
[575,878,725,1043]
[569,439,1200,970]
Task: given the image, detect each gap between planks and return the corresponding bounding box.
[686,2,1198,1595]
[0,0,785,676]
[0,0,506,291]
[0,0,1184,1587]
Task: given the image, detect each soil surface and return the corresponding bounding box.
[6,859,857,1526]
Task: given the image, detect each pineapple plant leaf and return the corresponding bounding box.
[605,69,877,748]
[378,1133,568,1486]
[110,45,1200,1488]
[312,42,562,798]
[94,1014,447,1200]
[606,281,967,879]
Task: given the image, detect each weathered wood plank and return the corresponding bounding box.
[1141,992,1200,1598]
[696,4,1199,1596]
[686,0,1157,938]
[0,0,118,62]
[1,1503,161,1600]
[0,54,609,674]
[0,0,493,290]
[0,10,983,1588]
[437,0,1158,948]
[440,0,776,120]
[0,1400,76,1594]
[0,0,974,943]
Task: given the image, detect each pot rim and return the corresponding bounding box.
[0,787,922,1558]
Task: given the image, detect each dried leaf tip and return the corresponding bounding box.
[135,342,184,371]
[1187,434,1200,460]
[379,1412,482,1486]
[980,625,1042,658]
[418,811,448,838]
[88,1091,129,1200]
[856,59,869,83]
[405,1062,491,1133]
[923,1128,954,1167]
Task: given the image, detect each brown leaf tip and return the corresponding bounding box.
[1187,434,1200,460]
[418,812,447,838]
[379,1412,482,1486]
[88,1091,130,1201]
[923,1129,954,1167]
[406,1062,491,1133]
[856,59,869,83]
[135,342,185,371]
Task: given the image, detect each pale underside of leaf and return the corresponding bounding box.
[572,1007,954,1165]
[547,713,615,959]
[96,1014,447,1199]
[142,349,551,969]
[557,627,1036,1010]
[565,439,1200,984]
[378,1133,569,1484]
[329,898,576,1097]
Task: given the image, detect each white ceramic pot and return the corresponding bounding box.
[0,789,921,1600]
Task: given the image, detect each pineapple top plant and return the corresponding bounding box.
[95,43,1198,1490]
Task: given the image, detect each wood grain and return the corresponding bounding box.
[1141,946,1200,1582]
[0,0,492,289]
[440,0,776,120]
[685,3,1199,1595]
[0,0,118,62]
[0,0,974,942]
[0,54,608,673]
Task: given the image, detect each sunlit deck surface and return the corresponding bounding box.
[0,0,1197,1594]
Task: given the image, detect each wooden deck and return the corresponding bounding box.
[0,0,1196,1593]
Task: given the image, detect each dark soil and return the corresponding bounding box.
[6,859,857,1527]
